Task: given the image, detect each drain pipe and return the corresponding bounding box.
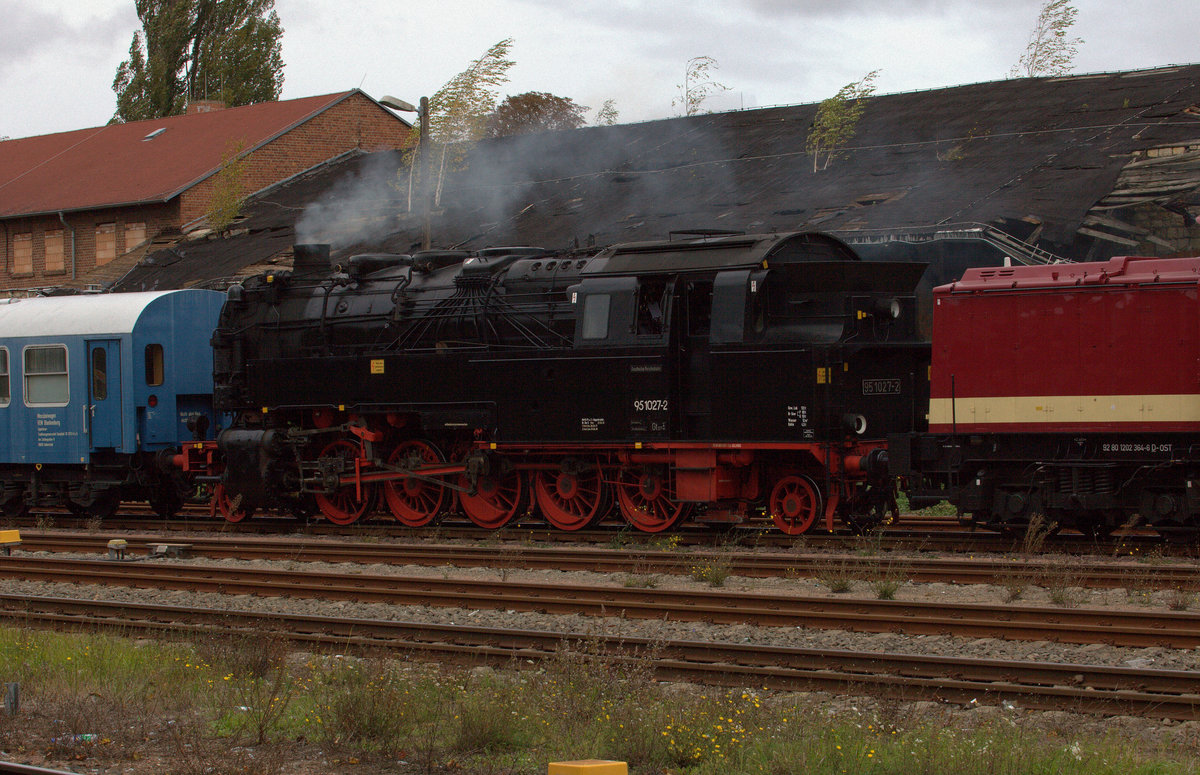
[57,211,76,280]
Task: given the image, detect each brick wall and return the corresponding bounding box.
[1127,203,1200,256]
[1,203,178,292]
[180,92,412,223]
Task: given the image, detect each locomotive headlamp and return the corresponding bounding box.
[874,297,902,319]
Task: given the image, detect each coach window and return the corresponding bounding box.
[0,349,9,406]
[580,294,611,340]
[24,345,69,406]
[145,344,164,386]
[91,347,107,400]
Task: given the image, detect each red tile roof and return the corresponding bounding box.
[0,90,385,218]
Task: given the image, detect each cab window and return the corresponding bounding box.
[25,345,69,405]
[580,295,610,340]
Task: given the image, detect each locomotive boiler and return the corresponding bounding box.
[209,231,930,533]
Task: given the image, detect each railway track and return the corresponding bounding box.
[2,555,1198,649]
[12,531,1200,589]
[11,510,1188,555]
[1,593,1196,720]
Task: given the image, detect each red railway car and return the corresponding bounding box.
[891,255,1200,539]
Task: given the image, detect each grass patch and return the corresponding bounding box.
[0,626,1196,774]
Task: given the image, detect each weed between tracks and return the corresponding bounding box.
[0,625,1196,774]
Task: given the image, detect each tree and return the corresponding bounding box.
[673,56,729,116]
[484,92,588,137]
[404,38,516,212]
[805,70,879,172]
[1011,0,1082,78]
[594,98,619,126]
[112,0,284,123]
[205,139,247,232]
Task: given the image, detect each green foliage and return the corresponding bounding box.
[3,627,1199,773]
[112,0,284,123]
[1012,0,1083,77]
[404,38,515,211]
[806,70,879,172]
[673,56,730,116]
[484,91,588,137]
[594,98,619,126]
[205,139,247,232]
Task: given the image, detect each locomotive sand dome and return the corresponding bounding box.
[212,231,930,532]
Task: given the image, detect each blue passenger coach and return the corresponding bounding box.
[0,289,225,518]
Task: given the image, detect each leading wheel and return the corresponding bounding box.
[383,440,449,527]
[313,439,376,526]
[616,467,688,533]
[770,475,821,535]
[212,483,255,523]
[459,470,526,530]
[534,460,608,531]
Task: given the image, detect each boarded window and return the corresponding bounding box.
[95,223,116,266]
[124,222,146,253]
[12,233,32,274]
[0,349,8,406]
[44,231,65,273]
[25,345,69,405]
[145,344,164,386]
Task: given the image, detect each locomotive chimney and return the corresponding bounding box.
[292,244,332,277]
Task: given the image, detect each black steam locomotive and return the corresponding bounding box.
[207,231,929,533]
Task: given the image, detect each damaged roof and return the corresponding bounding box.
[113,65,1200,292]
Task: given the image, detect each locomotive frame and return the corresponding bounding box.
[204,231,930,533]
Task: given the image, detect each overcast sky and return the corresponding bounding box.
[2,0,1198,140]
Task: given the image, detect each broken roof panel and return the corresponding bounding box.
[112,65,1200,292]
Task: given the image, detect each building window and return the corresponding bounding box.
[145,344,164,386]
[12,233,32,275]
[0,349,9,406]
[124,222,146,253]
[24,345,69,406]
[95,223,116,266]
[44,231,65,273]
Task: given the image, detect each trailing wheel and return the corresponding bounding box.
[769,475,822,535]
[458,470,526,530]
[383,440,449,527]
[534,459,608,531]
[212,483,254,523]
[313,439,377,526]
[616,467,688,533]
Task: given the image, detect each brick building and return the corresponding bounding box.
[0,90,411,293]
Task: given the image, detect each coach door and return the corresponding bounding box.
[87,340,122,449]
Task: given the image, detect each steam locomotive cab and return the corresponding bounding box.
[212,231,929,533]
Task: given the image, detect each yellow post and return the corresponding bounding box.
[548,762,628,775]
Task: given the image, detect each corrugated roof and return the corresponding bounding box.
[0,91,371,218]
